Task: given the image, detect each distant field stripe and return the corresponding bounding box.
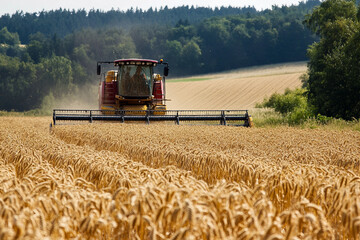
[167,77,214,82]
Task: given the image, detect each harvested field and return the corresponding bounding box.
[1,116,360,239]
[166,62,306,110]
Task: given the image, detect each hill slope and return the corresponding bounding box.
[166,62,306,110]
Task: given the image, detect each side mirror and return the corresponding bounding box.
[97,64,101,75]
[164,66,169,76]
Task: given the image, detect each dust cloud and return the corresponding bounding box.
[53,83,99,110]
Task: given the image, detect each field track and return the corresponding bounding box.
[166,62,306,110]
[1,116,360,239]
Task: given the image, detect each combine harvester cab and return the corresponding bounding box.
[53,58,253,127]
[97,59,167,115]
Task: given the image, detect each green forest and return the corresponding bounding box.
[257,0,360,123]
[0,1,320,112]
[0,0,359,121]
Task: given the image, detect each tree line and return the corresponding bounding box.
[0,1,321,112]
[258,0,360,122]
[305,0,360,120]
[0,6,260,44]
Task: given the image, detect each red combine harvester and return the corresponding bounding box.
[53,58,252,126]
[97,59,167,114]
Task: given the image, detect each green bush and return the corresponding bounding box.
[287,106,311,125]
[315,114,333,125]
[258,88,308,114]
[255,87,360,130]
[256,88,312,125]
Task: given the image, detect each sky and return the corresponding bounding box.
[1,0,304,16]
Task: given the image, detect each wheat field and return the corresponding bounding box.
[1,116,360,239]
[166,62,306,110]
